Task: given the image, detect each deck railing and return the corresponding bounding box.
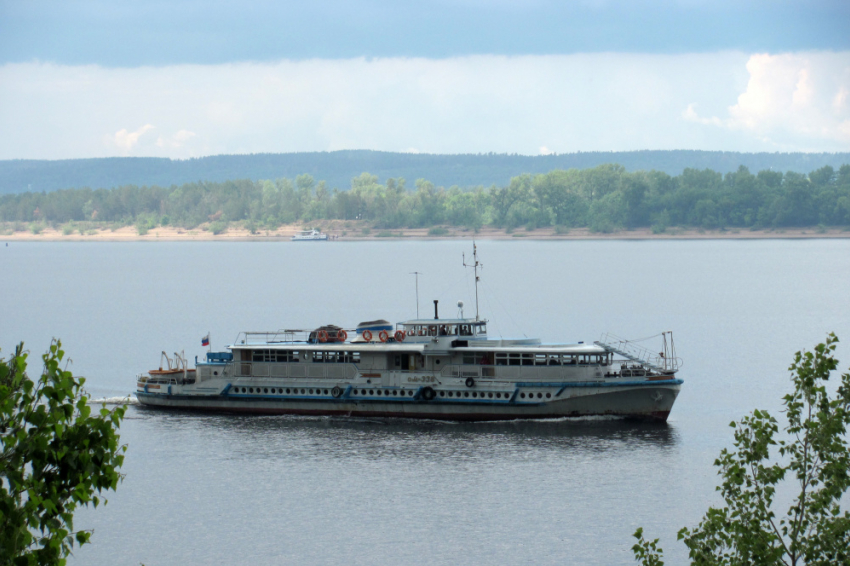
[594,332,680,373]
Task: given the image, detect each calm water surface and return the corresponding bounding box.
[2,239,849,565]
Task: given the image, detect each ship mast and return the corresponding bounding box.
[463,242,482,321]
[410,271,423,318]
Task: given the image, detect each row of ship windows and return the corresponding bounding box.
[235,387,342,396]
[231,386,552,400]
[465,353,611,366]
[404,324,486,336]
[250,350,361,363]
[249,349,608,367]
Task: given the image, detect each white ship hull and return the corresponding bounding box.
[136,376,681,421]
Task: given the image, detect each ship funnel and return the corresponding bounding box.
[433,300,439,319]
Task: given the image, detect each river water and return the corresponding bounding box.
[2,239,849,565]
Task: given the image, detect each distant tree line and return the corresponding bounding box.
[4,150,850,196]
[2,164,849,233]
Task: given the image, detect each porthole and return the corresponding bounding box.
[520,393,525,398]
[324,389,329,395]
[538,393,543,399]
[300,389,305,394]
[309,389,314,394]
[464,392,469,398]
[214,371,218,376]
[286,388,291,394]
[546,393,551,398]
[439,391,445,397]
[263,388,268,393]
[495,392,500,398]
[472,392,477,398]
[249,388,254,393]
[488,392,493,398]
[369,390,374,395]
[408,391,413,396]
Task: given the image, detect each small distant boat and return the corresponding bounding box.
[291,229,329,241]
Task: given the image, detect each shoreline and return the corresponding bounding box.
[3,223,850,242]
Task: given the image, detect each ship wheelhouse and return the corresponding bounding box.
[397,318,487,342]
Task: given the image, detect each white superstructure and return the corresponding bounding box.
[290,229,328,241]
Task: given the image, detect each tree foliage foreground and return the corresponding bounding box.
[0,341,126,565]
[633,333,850,565]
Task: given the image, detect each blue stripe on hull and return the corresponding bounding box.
[136,381,681,422]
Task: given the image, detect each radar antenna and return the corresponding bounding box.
[462,242,483,321]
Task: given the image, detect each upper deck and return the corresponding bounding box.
[228,317,605,356]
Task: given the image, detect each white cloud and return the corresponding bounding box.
[835,87,848,112]
[684,52,850,149]
[109,124,154,152]
[682,103,723,126]
[539,146,555,155]
[2,52,847,160]
[156,129,197,149]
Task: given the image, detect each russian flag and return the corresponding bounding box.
[201,334,210,347]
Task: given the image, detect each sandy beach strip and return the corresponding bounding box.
[3,222,850,242]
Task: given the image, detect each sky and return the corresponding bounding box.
[1,0,849,159]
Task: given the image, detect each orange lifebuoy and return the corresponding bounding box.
[394,330,405,342]
[362,330,373,341]
[318,330,329,343]
[378,330,389,343]
[338,329,348,342]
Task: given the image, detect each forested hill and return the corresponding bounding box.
[3,150,850,195]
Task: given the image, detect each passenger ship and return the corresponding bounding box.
[290,229,328,241]
[136,248,683,422]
